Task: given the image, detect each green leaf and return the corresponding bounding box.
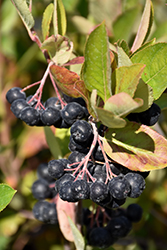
[131,0,154,53]
[133,79,154,112]
[95,107,127,128]
[82,22,112,102]
[131,43,167,100]
[113,6,139,43]
[67,216,85,250]
[117,40,130,55]
[41,35,73,65]
[0,184,16,212]
[104,92,143,117]
[53,0,67,36]
[154,93,167,110]
[117,46,132,67]
[44,127,62,159]
[11,0,34,31]
[114,63,145,97]
[103,122,167,171]
[42,3,54,41]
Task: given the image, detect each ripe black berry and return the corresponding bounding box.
[124,172,146,198]
[70,120,93,144]
[48,159,69,179]
[10,99,29,118]
[6,87,26,104]
[71,179,90,199]
[61,102,86,126]
[126,203,143,222]
[88,227,114,248]
[41,107,62,126]
[44,97,61,110]
[90,181,108,203]
[108,176,131,200]
[31,179,52,200]
[20,106,40,126]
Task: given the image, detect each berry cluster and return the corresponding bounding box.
[84,203,143,248]
[47,120,148,209]
[31,162,143,248]
[6,85,161,248]
[6,87,88,128]
[32,163,58,224]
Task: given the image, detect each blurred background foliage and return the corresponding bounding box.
[0,0,167,249]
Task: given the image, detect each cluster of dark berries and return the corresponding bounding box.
[127,103,161,126]
[84,203,143,248]
[46,120,148,209]
[6,87,88,128]
[32,163,58,224]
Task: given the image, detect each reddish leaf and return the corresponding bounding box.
[63,56,85,66]
[50,65,86,98]
[103,122,167,171]
[57,195,77,242]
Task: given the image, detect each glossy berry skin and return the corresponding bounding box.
[126,203,143,222]
[124,172,145,198]
[32,200,58,224]
[37,163,55,183]
[20,106,40,126]
[44,97,61,110]
[70,120,93,144]
[61,102,86,126]
[68,151,86,163]
[90,181,108,203]
[59,180,78,202]
[108,176,131,200]
[31,179,52,200]
[137,103,161,126]
[41,107,62,126]
[48,159,69,179]
[6,87,26,104]
[55,173,75,193]
[88,227,114,248]
[10,99,29,118]
[68,136,90,154]
[71,179,90,199]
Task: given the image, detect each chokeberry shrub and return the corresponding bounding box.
[2,0,167,250]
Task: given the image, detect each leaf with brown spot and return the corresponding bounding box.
[63,56,85,66]
[50,65,87,98]
[103,121,167,171]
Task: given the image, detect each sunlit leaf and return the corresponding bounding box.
[131,0,154,53]
[41,35,73,65]
[11,0,34,31]
[117,46,132,67]
[82,22,112,102]
[131,43,167,100]
[0,184,16,212]
[103,122,167,171]
[53,0,67,36]
[50,65,88,98]
[95,107,127,128]
[114,64,145,97]
[42,3,54,41]
[133,79,154,112]
[104,92,143,117]
[68,216,85,250]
